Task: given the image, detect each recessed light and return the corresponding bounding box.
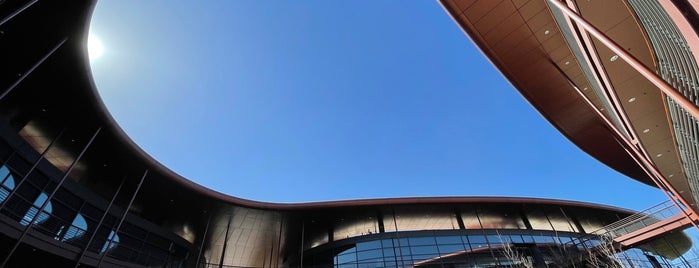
[600,108,605,111]
[583,87,588,91]
[565,61,570,65]
[628,97,636,103]
[544,30,550,35]
[656,153,663,157]
[610,55,619,61]
[643,129,650,133]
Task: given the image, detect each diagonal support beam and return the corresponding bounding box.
[548,0,699,125]
[548,0,699,228]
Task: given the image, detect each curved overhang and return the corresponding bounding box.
[438,0,699,208]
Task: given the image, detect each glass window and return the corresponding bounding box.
[408,236,435,246]
[59,213,87,241]
[509,235,524,243]
[356,249,382,261]
[437,243,465,254]
[0,165,14,204]
[410,245,439,255]
[467,235,486,244]
[382,248,396,257]
[436,236,462,244]
[532,235,556,244]
[21,192,52,226]
[487,235,507,246]
[337,247,356,257]
[381,239,395,248]
[356,240,381,251]
[101,230,120,254]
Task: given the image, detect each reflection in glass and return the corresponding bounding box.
[21,192,53,226]
[101,230,120,254]
[0,165,14,203]
[59,213,87,241]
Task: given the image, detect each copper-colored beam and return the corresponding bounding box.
[554,59,699,232]
[548,0,699,125]
[548,0,699,226]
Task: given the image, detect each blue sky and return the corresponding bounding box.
[88,1,666,210]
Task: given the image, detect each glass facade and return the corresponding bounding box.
[307,231,597,268]
[305,229,697,268]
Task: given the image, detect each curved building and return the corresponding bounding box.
[0,0,695,267]
[439,0,699,211]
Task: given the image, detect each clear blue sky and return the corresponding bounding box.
[88,1,666,210]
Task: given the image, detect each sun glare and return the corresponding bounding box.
[88,33,104,60]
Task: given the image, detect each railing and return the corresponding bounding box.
[561,200,680,250]
[0,181,185,267]
[590,200,681,238]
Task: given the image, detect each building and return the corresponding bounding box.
[438,0,699,214]
[0,0,697,267]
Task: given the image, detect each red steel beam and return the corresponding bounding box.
[548,0,699,121]
[548,0,699,227]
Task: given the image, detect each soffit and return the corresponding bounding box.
[441,0,652,184]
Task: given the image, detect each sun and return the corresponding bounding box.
[88,33,104,60]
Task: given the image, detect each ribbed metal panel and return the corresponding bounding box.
[627,0,699,202]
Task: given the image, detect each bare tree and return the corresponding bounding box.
[496,232,534,268]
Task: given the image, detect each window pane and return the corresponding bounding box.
[411,245,439,255]
[438,244,465,254]
[357,240,381,251]
[436,236,462,244]
[408,236,435,246]
[356,249,382,261]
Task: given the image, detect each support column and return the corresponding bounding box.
[299,220,305,268]
[74,175,127,267]
[0,127,64,211]
[96,168,148,267]
[195,210,213,267]
[218,214,233,268]
[0,37,67,101]
[0,0,39,27]
[1,126,100,267]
